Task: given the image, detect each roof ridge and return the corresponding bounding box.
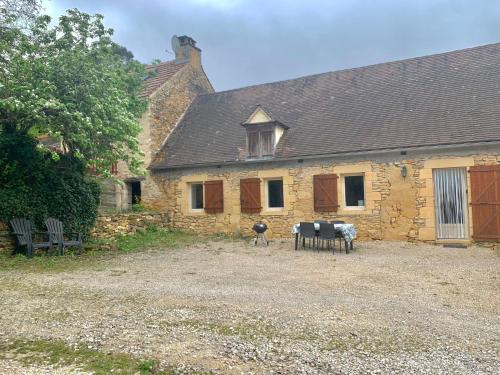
[145,59,185,69]
[200,41,500,97]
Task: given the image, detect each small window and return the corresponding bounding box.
[267,179,284,208]
[261,131,274,156]
[344,175,365,207]
[248,132,259,157]
[190,183,204,210]
[248,131,275,158]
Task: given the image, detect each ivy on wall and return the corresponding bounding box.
[0,133,100,236]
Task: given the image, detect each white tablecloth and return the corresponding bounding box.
[291,223,357,243]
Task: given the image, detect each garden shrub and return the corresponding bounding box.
[0,133,100,237]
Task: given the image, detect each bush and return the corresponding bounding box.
[0,133,100,236]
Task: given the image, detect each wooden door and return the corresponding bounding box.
[470,165,500,241]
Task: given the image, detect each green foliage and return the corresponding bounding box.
[116,225,201,252]
[0,227,202,272]
[0,8,147,176]
[0,338,178,374]
[0,133,100,236]
[0,0,42,28]
[131,203,147,212]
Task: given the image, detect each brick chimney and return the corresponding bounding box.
[172,35,201,66]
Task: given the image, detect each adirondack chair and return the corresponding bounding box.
[45,218,82,254]
[9,218,52,257]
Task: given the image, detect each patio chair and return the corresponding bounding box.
[315,220,329,249]
[319,223,336,253]
[45,218,82,255]
[314,219,328,224]
[331,220,346,251]
[299,222,317,250]
[9,218,52,257]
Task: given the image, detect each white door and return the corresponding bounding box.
[433,168,468,239]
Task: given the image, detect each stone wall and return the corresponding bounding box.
[145,146,500,242]
[0,221,14,253]
[91,212,171,240]
[0,213,172,253]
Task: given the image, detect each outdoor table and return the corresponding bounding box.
[291,223,357,252]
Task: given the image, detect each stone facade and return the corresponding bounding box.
[91,212,171,240]
[101,37,214,212]
[145,145,500,242]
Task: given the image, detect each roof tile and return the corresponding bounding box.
[140,60,187,97]
[153,42,500,169]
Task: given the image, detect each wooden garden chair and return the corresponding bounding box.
[9,218,52,257]
[45,218,82,255]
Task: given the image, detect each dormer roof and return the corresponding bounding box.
[243,105,273,124]
[241,106,290,130]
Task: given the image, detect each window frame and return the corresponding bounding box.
[246,127,276,158]
[341,174,366,210]
[189,182,204,212]
[265,178,284,211]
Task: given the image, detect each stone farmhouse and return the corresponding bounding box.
[119,37,500,244]
[101,35,214,210]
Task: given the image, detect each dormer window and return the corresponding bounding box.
[242,105,288,159]
[248,130,274,157]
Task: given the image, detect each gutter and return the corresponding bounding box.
[150,140,500,171]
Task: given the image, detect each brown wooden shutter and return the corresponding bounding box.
[470,165,500,241]
[240,178,262,213]
[313,174,339,212]
[204,180,224,214]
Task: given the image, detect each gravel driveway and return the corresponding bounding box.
[0,240,498,374]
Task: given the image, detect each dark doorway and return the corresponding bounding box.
[130,181,141,205]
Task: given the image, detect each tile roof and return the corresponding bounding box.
[152,42,500,169]
[140,60,187,97]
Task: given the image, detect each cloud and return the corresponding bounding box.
[44,0,500,91]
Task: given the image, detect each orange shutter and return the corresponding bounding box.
[240,178,262,214]
[204,180,224,214]
[470,165,500,241]
[313,174,339,212]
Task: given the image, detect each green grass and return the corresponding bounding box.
[0,226,202,273]
[0,338,208,374]
[0,247,111,273]
[115,225,201,252]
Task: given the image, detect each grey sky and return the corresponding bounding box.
[44,0,500,91]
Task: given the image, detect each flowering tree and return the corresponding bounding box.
[0,8,147,175]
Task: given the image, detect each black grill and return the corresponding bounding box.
[252,223,268,234]
[252,222,269,246]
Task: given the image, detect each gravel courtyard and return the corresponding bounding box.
[0,240,499,374]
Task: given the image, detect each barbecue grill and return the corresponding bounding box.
[252,222,269,246]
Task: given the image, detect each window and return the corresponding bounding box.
[344,175,365,208]
[248,130,274,157]
[260,131,274,156]
[267,179,284,209]
[190,183,203,210]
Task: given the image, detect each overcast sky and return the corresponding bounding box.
[44,0,500,91]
